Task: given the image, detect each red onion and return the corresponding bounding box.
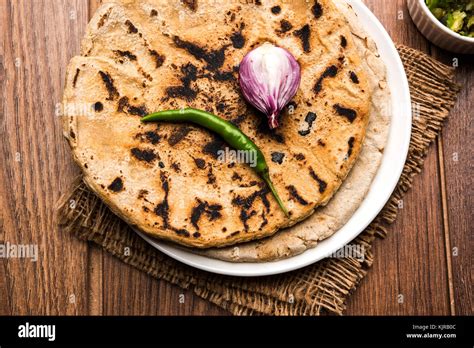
[239,43,301,129]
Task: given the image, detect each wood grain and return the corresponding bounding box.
[345,0,450,315]
[0,0,89,314]
[88,0,102,18]
[430,47,473,316]
[87,247,103,315]
[0,0,470,316]
[437,135,456,315]
[102,252,224,315]
[85,0,105,310]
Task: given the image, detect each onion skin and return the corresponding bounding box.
[239,43,301,129]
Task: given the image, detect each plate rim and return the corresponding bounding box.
[137,0,413,277]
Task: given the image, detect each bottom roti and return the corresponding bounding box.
[186,0,391,262]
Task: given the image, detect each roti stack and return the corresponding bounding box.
[63,0,371,249]
[195,0,391,261]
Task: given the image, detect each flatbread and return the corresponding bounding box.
[193,0,391,261]
[62,0,370,248]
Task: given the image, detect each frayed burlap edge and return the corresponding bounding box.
[56,45,461,315]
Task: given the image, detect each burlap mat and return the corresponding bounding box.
[57,45,461,315]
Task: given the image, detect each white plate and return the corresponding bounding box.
[137,0,412,277]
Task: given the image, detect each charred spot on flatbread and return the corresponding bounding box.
[168,126,192,146]
[131,148,157,163]
[309,168,327,193]
[203,137,226,159]
[149,50,165,68]
[314,65,339,95]
[173,36,228,71]
[137,189,149,200]
[334,104,357,122]
[212,70,236,82]
[207,167,217,184]
[271,152,285,164]
[93,101,103,112]
[294,153,305,161]
[194,158,206,169]
[271,6,281,14]
[191,199,223,230]
[135,131,160,145]
[175,229,191,237]
[216,102,227,113]
[170,162,181,173]
[346,136,355,158]
[232,172,242,181]
[349,71,359,84]
[127,104,147,116]
[72,69,80,87]
[230,24,246,49]
[99,71,119,100]
[165,63,198,101]
[108,177,124,192]
[298,112,317,136]
[279,19,293,33]
[229,114,246,126]
[124,20,138,34]
[154,173,171,227]
[181,0,197,12]
[340,35,347,48]
[312,1,323,18]
[294,24,311,52]
[117,96,148,116]
[287,185,308,205]
[114,50,137,61]
[97,8,111,28]
[232,187,270,231]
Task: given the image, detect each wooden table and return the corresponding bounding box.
[0,0,471,316]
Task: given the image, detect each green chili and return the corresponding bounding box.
[141,108,289,217]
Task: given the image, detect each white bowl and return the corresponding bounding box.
[408,0,474,54]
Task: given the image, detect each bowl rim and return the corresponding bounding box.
[417,0,474,43]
